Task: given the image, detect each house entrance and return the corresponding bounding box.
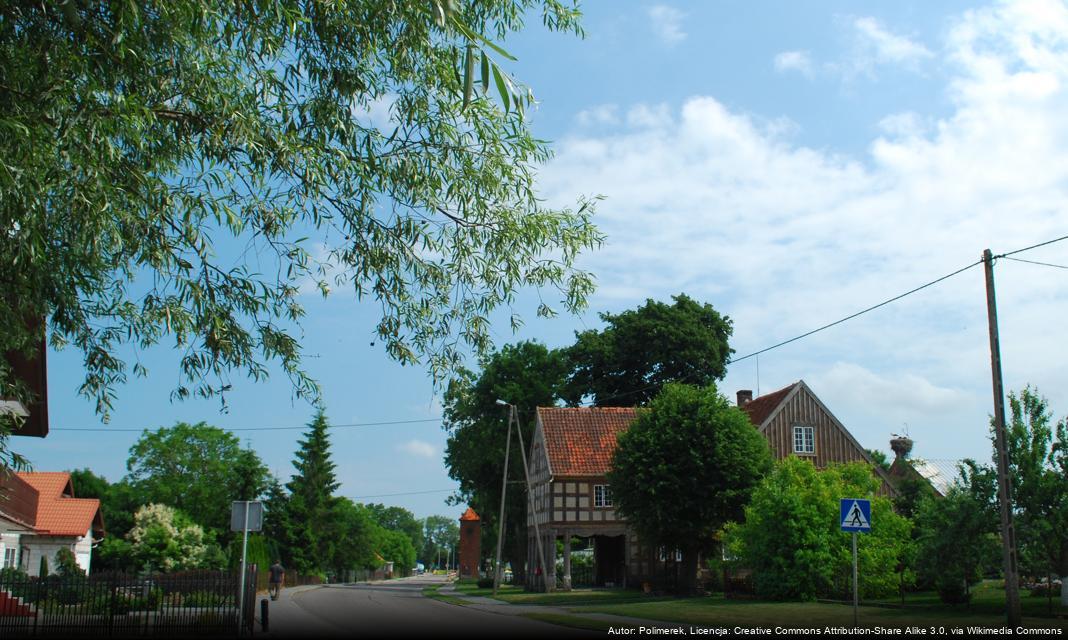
[593,535,626,587]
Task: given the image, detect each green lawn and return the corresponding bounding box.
[571,591,1068,630]
[865,581,1066,619]
[453,582,674,607]
[422,584,468,606]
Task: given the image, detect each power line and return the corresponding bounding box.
[729,259,984,364]
[52,417,441,433]
[1002,256,1068,270]
[349,488,455,499]
[998,233,1068,258]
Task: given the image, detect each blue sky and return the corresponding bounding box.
[15,0,1068,520]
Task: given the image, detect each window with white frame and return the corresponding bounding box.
[3,547,16,569]
[594,484,612,507]
[793,425,815,454]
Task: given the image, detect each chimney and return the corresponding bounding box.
[890,435,913,460]
[737,390,753,407]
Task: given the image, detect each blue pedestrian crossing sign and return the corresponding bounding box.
[840,498,872,533]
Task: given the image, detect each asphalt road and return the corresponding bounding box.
[265,574,598,639]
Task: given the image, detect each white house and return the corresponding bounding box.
[0,472,103,574]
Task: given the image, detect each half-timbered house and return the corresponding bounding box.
[525,380,895,591]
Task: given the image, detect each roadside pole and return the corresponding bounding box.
[492,401,514,596]
[511,403,552,593]
[231,501,263,636]
[840,498,871,628]
[238,503,250,635]
[852,532,858,627]
[982,249,1023,627]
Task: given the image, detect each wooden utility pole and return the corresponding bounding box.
[982,248,1022,626]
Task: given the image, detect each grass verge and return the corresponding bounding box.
[422,584,468,606]
[572,594,1068,629]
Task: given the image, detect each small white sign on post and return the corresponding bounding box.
[232,501,263,635]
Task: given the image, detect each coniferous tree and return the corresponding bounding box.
[285,408,340,574]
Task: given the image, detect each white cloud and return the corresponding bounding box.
[877,111,931,139]
[648,5,686,45]
[774,50,814,77]
[853,17,934,67]
[542,0,1068,461]
[398,439,437,459]
[576,104,621,128]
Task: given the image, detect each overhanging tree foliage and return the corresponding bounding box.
[609,383,772,595]
[0,0,601,466]
[565,294,734,406]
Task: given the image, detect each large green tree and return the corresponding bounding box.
[1000,387,1068,606]
[125,421,269,536]
[609,383,772,595]
[364,503,423,561]
[422,515,460,569]
[328,499,379,577]
[727,457,913,601]
[443,340,570,583]
[565,294,734,406]
[284,408,340,574]
[0,0,600,467]
[913,461,1000,604]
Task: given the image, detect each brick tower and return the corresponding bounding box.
[458,507,481,579]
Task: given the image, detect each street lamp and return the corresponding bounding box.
[491,400,552,594]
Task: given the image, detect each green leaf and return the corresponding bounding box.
[480,51,490,95]
[492,64,510,113]
[462,44,475,111]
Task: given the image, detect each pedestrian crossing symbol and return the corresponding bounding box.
[840,498,872,533]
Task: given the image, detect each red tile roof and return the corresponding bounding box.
[459,507,480,522]
[537,407,640,477]
[17,472,102,537]
[740,382,798,427]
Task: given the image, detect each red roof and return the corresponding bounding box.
[740,382,798,427]
[17,472,102,537]
[537,407,639,477]
[459,507,480,522]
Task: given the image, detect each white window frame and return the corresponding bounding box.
[593,484,612,508]
[793,425,815,454]
[3,547,16,569]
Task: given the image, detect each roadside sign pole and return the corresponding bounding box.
[852,531,858,627]
[237,501,250,635]
[840,498,871,628]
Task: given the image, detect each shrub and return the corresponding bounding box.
[55,548,85,578]
[935,578,972,606]
[476,577,494,589]
[1030,582,1062,597]
[183,590,233,608]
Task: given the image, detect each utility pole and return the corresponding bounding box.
[491,401,513,595]
[511,403,553,593]
[983,248,1022,626]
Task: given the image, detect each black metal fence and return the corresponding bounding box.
[0,568,257,637]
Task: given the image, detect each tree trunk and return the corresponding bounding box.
[678,545,700,596]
